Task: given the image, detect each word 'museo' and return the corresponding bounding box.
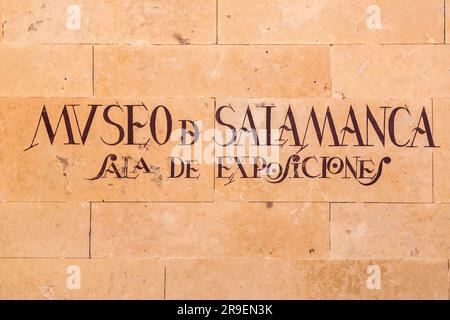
[24,102,438,186]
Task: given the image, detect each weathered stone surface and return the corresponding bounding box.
[94,45,331,98]
[166,259,448,299]
[0,44,92,97]
[0,259,164,299]
[331,203,450,259]
[332,45,450,99]
[91,202,329,259]
[0,202,89,258]
[219,0,445,44]
[0,0,216,44]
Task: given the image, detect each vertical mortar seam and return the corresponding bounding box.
[92,45,95,96]
[216,0,219,44]
[329,202,332,253]
[213,98,217,193]
[164,266,167,300]
[444,0,447,43]
[432,98,435,203]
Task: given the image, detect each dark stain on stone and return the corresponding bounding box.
[151,174,164,187]
[28,20,43,32]
[56,156,69,172]
[410,248,420,257]
[173,33,190,45]
[255,102,275,108]
[149,164,160,172]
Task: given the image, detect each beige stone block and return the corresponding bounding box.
[214,98,434,202]
[0,202,89,258]
[0,259,164,299]
[94,45,331,98]
[219,0,445,44]
[434,99,450,202]
[331,203,450,259]
[0,44,92,97]
[0,98,214,201]
[91,202,329,259]
[332,45,450,99]
[166,259,448,299]
[0,0,216,44]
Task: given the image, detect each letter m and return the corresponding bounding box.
[25,105,77,151]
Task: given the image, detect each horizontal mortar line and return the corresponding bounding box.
[66,257,450,263]
[219,42,450,46]
[0,96,220,99]
[89,256,335,260]
[0,257,167,261]
[248,201,436,204]
[329,201,357,204]
[0,257,448,264]
[1,42,447,46]
[0,201,84,204]
[361,201,437,204]
[90,200,216,204]
[2,95,449,100]
[1,200,440,205]
[0,256,91,260]
[98,200,354,204]
[326,257,450,262]
[370,42,450,46]
[42,42,220,46]
[0,42,94,46]
[0,96,117,99]
[249,200,345,204]
[332,96,450,99]
[0,42,330,46]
